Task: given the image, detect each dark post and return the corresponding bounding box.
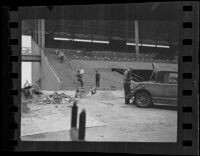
[78,109,86,140]
[71,101,78,128]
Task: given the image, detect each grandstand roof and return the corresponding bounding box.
[22,2,180,44]
[21,2,181,20]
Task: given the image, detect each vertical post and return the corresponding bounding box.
[78,109,86,140]
[71,101,78,128]
[134,20,139,60]
[41,19,45,49]
[37,20,41,47]
[34,19,38,44]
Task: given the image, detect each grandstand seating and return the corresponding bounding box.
[43,47,178,90]
[55,49,176,63]
[44,48,124,90]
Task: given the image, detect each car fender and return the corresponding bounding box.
[131,88,152,99]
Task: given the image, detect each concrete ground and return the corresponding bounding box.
[21,90,177,142]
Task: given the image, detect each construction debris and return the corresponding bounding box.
[48,92,74,104]
[21,82,74,106]
[27,92,75,105]
[22,81,43,100]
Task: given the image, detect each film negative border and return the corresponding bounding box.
[8,7,20,149]
[178,1,199,154]
[5,2,198,154]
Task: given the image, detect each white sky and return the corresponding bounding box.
[21,35,32,87]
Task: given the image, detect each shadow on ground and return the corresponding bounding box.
[151,105,177,111]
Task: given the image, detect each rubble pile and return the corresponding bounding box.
[22,84,74,105]
[29,92,74,105]
[48,92,74,104]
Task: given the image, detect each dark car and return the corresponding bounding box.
[130,63,178,108]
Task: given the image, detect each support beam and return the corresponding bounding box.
[22,55,41,62]
[37,19,45,48]
[34,20,38,44]
[134,20,140,60]
[41,19,45,49]
[37,20,41,47]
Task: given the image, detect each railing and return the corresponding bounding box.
[61,54,96,87]
[42,50,62,83]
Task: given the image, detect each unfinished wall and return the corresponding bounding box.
[31,37,40,55]
[31,38,41,87]
[32,62,41,85]
[40,50,61,90]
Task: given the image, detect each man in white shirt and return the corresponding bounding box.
[79,67,84,75]
[58,50,65,63]
[77,67,84,88]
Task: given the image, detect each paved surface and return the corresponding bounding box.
[21,90,177,142]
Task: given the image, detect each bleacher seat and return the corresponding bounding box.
[51,48,176,63]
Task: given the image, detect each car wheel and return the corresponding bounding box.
[134,91,152,108]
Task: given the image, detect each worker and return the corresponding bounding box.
[123,67,133,104]
[79,67,84,75]
[55,49,59,57]
[95,70,100,87]
[76,70,84,88]
[58,50,65,63]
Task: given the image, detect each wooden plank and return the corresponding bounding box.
[22,55,41,62]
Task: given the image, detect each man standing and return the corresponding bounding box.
[76,70,83,88]
[95,70,100,87]
[123,67,133,104]
[79,67,84,75]
[59,50,65,63]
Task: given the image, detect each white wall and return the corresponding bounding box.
[21,35,32,87]
[22,35,31,48]
[21,62,32,87]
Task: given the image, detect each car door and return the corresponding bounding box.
[142,70,164,97]
[143,82,164,97]
[163,72,178,98]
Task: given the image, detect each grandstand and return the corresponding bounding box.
[43,48,125,90]
[21,3,179,90]
[42,47,177,90]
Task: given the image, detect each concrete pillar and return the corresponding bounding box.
[134,20,139,60]
[31,19,45,88]
[37,19,45,48]
[33,20,38,44]
[35,19,45,49]
[41,19,45,49]
[37,20,41,47]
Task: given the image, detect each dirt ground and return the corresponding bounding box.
[21,90,177,142]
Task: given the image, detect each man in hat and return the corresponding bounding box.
[95,70,100,87]
[76,70,84,88]
[123,67,134,104]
